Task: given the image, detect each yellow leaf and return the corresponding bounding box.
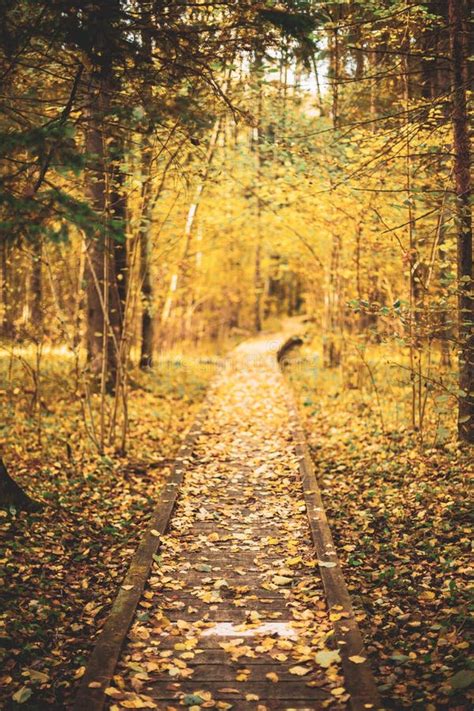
[12,687,32,704]
[348,655,366,664]
[272,575,292,586]
[105,687,124,699]
[315,649,341,668]
[289,665,311,676]
[419,590,435,601]
[28,669,49,683]
[286,556,302,565]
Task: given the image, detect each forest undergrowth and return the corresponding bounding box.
[0,348,219,709]
[0,0,472,708]
[285,340,472,711]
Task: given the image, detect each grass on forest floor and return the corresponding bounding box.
[284,343,472,711]
[0,346,220,710]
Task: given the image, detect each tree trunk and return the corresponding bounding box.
[139,147,154,368]
[85,74,110,379]
[253,49,264,332]
[448,0,473,442]
[438,211,452,367]
[139,20,155,369]
[311,55,325,117]
[109,152,128,376]
[85,70,125,390]
[110,160,128,321]
[0,457,42,512]
[161,118,221,326]
[330,27,339,129]
[324,235,342,367]
[30,237,43,329]
[0,240,13,338]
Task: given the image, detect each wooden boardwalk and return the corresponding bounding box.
[75,336,379,711]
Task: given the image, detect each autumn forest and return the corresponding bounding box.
[0,1,472,710]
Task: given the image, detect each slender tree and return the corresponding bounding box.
[448,0,473,442]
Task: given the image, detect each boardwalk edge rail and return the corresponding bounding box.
[73,381,218,711]
[278,337,382,711]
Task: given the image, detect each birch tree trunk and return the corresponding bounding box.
[161,118,221,327]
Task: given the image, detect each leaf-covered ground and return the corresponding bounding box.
[0,351,219,710]
[285,350,472,710]
[1,336,471,710]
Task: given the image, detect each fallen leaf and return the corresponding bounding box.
[315,649,341,668]
[182,694,204,706]
[289,665,311,676]
[450,669,474,690]
[272,575,292,586]
[195,563,212,573]
[348,655,366,664]
[12,687,32,704]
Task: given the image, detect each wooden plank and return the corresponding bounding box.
[277,341,381,711]
[184,521,281,530]
[161,595,289,609]
[156,579,288,594]
[157,587,286,599]
[144,634,303,653]
[161,609,288,622]
[159,600,290,613]
[158,649,294,664]
[148,679,332,701]
[73,391,217,711]
[162,662,327,682]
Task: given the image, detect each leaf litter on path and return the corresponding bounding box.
[109,338,349,710]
